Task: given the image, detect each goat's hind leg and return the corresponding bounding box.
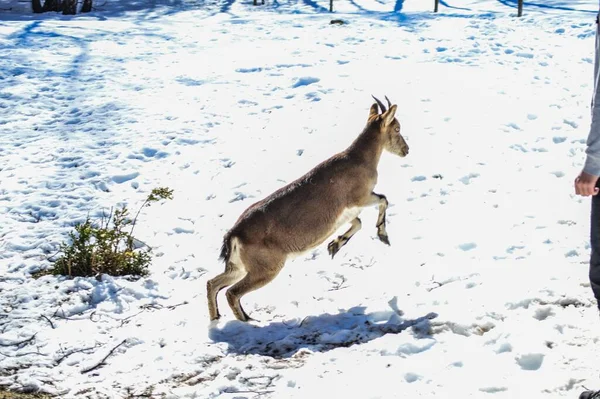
[328,217,362,259]
[206,262,245,321]
[226,250,286,322]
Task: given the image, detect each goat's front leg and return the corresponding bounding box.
[328,217,362,259]
[370,192,390,245]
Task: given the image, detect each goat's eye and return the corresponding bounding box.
[395,127,400,132]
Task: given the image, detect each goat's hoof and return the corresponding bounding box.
[327,240,340,258]
[378,233,390,246]
[238,314,256,322]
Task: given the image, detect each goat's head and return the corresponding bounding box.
[369,95,409,157]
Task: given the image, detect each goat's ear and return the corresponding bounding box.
[382,104,397,126]
[368,103,379,120]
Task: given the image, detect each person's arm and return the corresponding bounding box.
[584,20,600,178]
[575,13,600,197]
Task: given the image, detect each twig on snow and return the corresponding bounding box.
[298,316,309,327]
[238,375,278,389]
[81,339,128,374]
[0,350,46,358]
[87,300,191,328]
[56,345,98,365]
[282,316,309,328]
[0,333,37,347]
[54,306,88,321]
[325,274,348,291]
[167,301,189,310]
[140,301,189,311]
[40,315,56,329]
[221,388,275,397]
[426,281,443,292]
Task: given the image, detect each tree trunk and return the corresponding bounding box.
[32,0,44,12]
[62,0,77,14]
[81,0,92,12]
[43,0,63,12]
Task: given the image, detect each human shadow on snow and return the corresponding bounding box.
[208,305,438,358]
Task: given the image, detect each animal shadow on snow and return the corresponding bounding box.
[208,304,438,358]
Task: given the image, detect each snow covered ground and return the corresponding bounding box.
[1,0,600,397]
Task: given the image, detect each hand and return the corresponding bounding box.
[575,171,600,196]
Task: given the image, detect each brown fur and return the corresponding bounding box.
[207,96,409,322]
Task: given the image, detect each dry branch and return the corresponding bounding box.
[221,389,274,397]
[81,339,127,374]
[326,275,348,291]
[0,333,37,347]
[0,350,45,358]
[56,345,98,365]
[40,315,55,329]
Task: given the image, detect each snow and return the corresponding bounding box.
[1,0,600,397]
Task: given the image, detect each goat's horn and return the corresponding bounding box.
[371,95,386,113]
[385,95,392,109]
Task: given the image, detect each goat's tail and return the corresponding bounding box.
[219,232,232,263]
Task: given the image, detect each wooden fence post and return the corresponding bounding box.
[434,0,439,12]
[517,0,523,16]
[330,0,333,12]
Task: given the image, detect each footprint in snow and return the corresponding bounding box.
[57,156,84,168]
[112,172,139,184]
[516,353,544,371]
[173,227,194,234]
[516,52,534,59]
[495,342,513,354]
[220,159,235,168]
[533,307,554,321]
[143,147,157,157]
[139,147,169,159]
[230,192,251,203]
[404,373,421,383]
[564,249,579,257]
[480,387,508,393]
[236,67,263,73]
[275,63,311,69]
[458,242,477,251]
[292,76,320,88]
[306,92,321,101]
[176,77,206,86]
[238,99,258,106]
[459,173,479,185]
[506,245,525,254]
